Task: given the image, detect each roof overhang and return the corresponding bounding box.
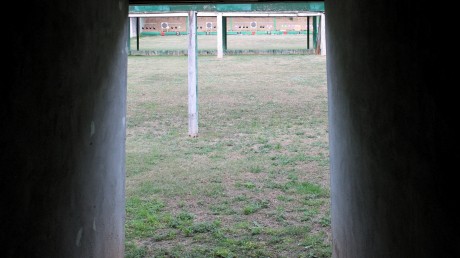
[129,1,325,12]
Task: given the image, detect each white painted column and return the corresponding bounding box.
[217,12,224,58]
[188,11,198,137]
[320,13,327,56]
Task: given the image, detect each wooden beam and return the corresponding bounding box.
[188,11,198,137]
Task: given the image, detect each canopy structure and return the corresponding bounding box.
[129,2,325,12]
[128,2,326,137]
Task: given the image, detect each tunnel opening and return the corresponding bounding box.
[125,4,330,256]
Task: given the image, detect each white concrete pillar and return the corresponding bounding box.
[320,13,326,56]
[188,11,198,137]
[217,13,224,58]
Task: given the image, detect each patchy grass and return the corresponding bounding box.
[126,53,330,257]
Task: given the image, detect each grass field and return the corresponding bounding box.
[125,53,329,257]
[130,34,314,51]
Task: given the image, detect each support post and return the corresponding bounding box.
[307,16,310,49]
[136,17,140,51]
[223,16,228,51]
[217,13,224,58]
[188,11,198,137]
[320,13,326,55]
[313,16,317,50]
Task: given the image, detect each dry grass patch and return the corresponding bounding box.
[126,54,330,257]
[131,34,313,51]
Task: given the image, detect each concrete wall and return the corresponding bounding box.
[2,0,457,257]
[229,17,309,32]
[141,16,311,33]
[1,1,128,257]
[326,0,456,257]
[143,16,186,32]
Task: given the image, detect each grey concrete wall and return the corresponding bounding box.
[1,1,128,257]
[326,0,457,257]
